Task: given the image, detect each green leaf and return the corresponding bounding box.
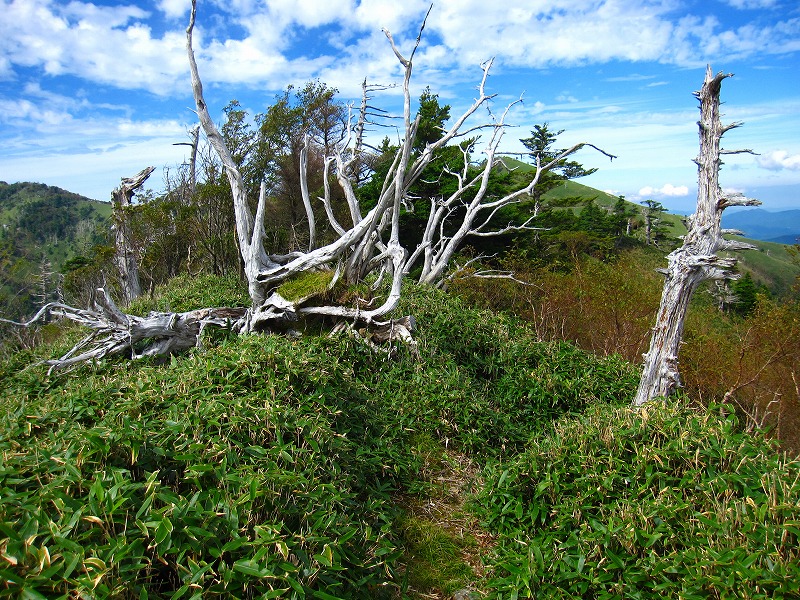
[232,560,270,578]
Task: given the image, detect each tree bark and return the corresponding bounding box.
[633,66,760,406]
[112,166,154,304]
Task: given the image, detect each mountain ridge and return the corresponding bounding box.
[722,207,800,244]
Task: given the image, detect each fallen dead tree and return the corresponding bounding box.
[0,288,246,373]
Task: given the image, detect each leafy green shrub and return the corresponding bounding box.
[475,401,800,599]
[0,279,646,597]
[12,277,794,598]
[389,285,639,455]
[0,334,408,598]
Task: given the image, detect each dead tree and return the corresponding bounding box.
[1,1,611,369]
[633,66,760,406]
[173,124,201,200]
[187,0,612,324]
[112,166,155,304]
[0,290,245,373]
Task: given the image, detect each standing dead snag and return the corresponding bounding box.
[112,166,155,304]
[633,67,760,407]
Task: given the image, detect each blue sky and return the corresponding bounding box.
[1,0,799,214]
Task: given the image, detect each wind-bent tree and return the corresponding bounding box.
[2,1,611,370]
[640,199,671,247]
[634,67,760,406]
[520,123,598,216]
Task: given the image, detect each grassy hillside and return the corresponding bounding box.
[730,239,799,297]
[542,178,626,208]
[0,181,111,252]
[1,276,798,598]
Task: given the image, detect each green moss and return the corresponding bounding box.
[276,269,334,302]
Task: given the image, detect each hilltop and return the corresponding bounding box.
[538,178,799,297]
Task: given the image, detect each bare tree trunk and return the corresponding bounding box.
[644,210,652,246]
[187,124,200,199]
[174,124,200,201]
[112,166,154,305]
[633,67,759,406]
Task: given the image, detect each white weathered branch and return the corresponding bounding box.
[299,135,317,250]
[719,191,762,209]
[112,166,154,304]
[3,288,246,373]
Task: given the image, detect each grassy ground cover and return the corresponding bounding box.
[1,277,798,598]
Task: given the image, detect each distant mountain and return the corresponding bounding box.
[0,181,111,319]
[722,209,800,244]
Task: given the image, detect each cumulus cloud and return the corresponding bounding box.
[157,0,189,20]
[0,0,187,95]
[638,184,690,198]
[757,150,800,171]
[2,0,798,99]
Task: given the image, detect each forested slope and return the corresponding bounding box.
[0,182,110,319]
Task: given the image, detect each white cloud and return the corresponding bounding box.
[0,138,189,201]
[556,92,579,103]
[353,0,431,34]
[721,187,749,200]
[158,0,191,20]
[0,0,188,95]
[721,0,778,8]
[757,150,800,171]
[638,184,690,198]
[2,0,798,102]
[428,0,677,68]
[605,74,657,83]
